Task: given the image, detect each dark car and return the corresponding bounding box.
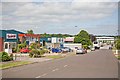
[109,45,113,49]
[52,48,62,53]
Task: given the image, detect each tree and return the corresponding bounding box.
[74,30,92,48]
[27,30,34,34]
[115,38,120,50]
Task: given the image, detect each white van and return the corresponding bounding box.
[93,41,100,49]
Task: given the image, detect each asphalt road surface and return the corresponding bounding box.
[2,49,118,78]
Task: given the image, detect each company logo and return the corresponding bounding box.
[6,34,17,39]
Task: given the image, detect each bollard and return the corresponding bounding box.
[13,54,17,61]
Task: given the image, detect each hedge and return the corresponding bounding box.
[0,52,13,62]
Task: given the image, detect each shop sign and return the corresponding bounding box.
[6,34,17,39]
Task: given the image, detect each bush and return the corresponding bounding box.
[10,54,13,60]
[115,39,120,50]
[83,45,88,49]
[29,43,41,50]
[29,49,45,58]
[0,52,12,62]
[12,48,17,53]
[29,49,39,57]
[39,50,45,55]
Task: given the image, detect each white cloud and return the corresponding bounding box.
[1,0,119,2]
[1,2,118,35]
[72,0,119,2]
[1,0,33,2]
[6,2,116,25]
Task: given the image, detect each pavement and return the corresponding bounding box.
[2,49,118,78]
[10,52,73,62]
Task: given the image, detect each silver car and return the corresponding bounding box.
[76,48,85,54]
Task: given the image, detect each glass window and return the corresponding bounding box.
[5,43,8,49]
[12,43,16,48]
[94,42,98,44]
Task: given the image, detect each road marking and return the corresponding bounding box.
[35,76,41,78]
[52,68,59,72]
[35,73,47,78]
[64,65,68,67]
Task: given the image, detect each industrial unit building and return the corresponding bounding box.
[0,29,41,53]
[0,30,24,53]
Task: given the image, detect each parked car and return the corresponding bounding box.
[76,48,87,54]
[109,45,113,49]
[61,47,70,52]
[52,48,62,53]
[91,47,95,51]
[20,48,30,53]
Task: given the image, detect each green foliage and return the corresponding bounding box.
[0,61,32,69]
[40,33,73,38]
[74,30,92,48]
[18,42,26,49]
[29,49,40,57]
[29,49,46,58]
[27,30,34,34]
[78,30,90,39]
[12,48,17,53]
[0,52,13,62]
[39,50,45,55]
[83,45,88,49]
[115,39,120,50]
[17,41,27,52]
[29,43,41,50]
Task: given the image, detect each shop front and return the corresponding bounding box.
[0,30,24,53]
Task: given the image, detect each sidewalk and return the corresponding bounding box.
[2,50,91,64]
[1,54,52,64]
[15,56,52,62]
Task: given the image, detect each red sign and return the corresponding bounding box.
[6,34,17,39]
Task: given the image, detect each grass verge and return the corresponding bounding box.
[0,61,33,70]
[46,55,65,59]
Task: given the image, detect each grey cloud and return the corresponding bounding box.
[1,2,118,35]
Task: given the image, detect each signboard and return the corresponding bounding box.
[6,34,17,39]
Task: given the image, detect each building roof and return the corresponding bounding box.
[19,34,40,38]
[0,29,24,42]
[0,29,24,37]
[0,29,24,39]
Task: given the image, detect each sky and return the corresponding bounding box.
[1,0,119,35]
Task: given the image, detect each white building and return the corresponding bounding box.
[96,37,114,43]
[63,43,82,50]
[51,37,64,43]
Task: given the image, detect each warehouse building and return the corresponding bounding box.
[0,30,24,53]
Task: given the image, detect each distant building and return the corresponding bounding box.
[96,36,114,44]
[18,34,40,45]
[64,37,74,43]
[51,37,64,43]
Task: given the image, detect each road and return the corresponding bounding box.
[2,49,118,78]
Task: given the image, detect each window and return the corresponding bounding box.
[5,43,8,49]
[94,42,98,44]
[12,43,16,48]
